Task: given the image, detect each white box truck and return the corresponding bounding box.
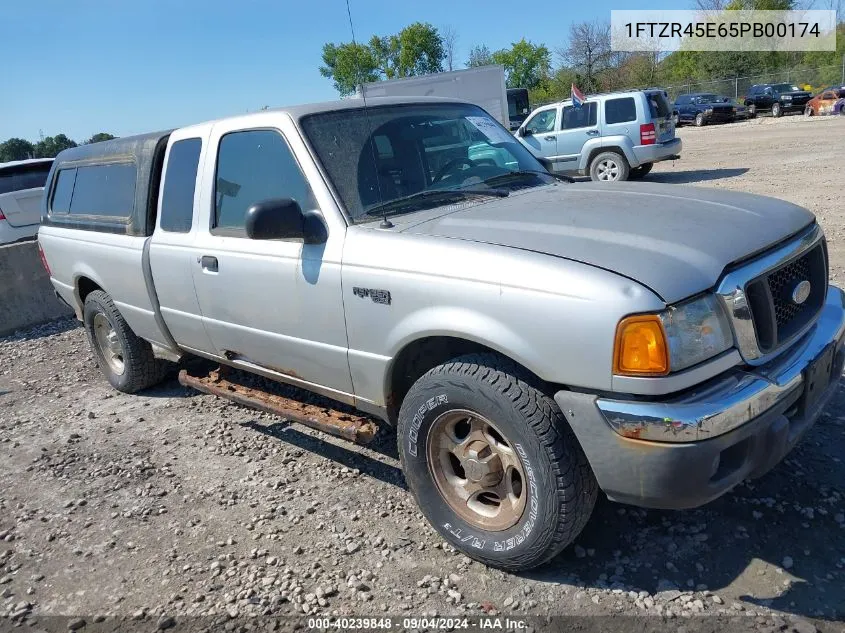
[357,65,510,128]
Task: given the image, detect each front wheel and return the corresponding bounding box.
[398,353,597,571]
[83,290,170,393]
[589,151,630,182]
[694,112,705,127]
[747,104,757,118]
[772,102,782,117]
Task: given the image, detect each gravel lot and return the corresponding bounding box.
[2,114,845,632]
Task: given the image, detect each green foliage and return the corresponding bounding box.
[466,44,493,68]
[320,42,380,96]
[490,39,551,89]
[0,138,35,162]
[34,134,77,159]
[320,23,444,96]
[86,133,117,144]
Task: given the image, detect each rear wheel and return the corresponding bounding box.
[589,151,630,182]
[83,290,169,393]
[629,163,654,179]
[694,112,705,127]
[398,353,597,571]
[772,102,782,117]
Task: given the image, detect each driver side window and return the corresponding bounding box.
[525,109,557,134]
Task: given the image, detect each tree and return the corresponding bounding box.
[442,25,458,72]
[85,133,116,144]
[466,44,493,68]
[320,23,444,96]
[34,134,77,159]
[369,22,444,79]
[558,20,612,92]
[0,138,35,162]
[491,39,551,89]
[320,42,380,96]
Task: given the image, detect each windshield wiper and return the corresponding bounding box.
[482,169,574,186]
[365,187,509,218]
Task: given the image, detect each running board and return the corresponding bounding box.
[178,366,378,444]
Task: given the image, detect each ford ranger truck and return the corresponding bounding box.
[38,97,845,571]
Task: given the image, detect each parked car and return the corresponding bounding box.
[804,86,845,116]
[744,83,812,117]
[515,89,681,181]
[0,158,53,244]
[39,97,844,572]
[673,93,745,126]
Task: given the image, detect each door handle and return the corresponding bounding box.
[543,135,555,141]
[586,129,600,136]
[200,255,218,273]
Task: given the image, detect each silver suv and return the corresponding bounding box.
[516,89,681,181]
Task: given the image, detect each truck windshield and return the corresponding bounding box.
[300,103,553,224]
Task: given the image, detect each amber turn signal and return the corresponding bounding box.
[613,314,669,376]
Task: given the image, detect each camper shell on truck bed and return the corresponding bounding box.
[42,131,172,236]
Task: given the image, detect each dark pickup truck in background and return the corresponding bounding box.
[744,83,812,118]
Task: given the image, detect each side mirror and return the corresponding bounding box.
[518,127,531,137]
[245,198,328,244]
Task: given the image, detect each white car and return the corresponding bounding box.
[0,158,53,244]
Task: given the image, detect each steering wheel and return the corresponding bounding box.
[433,158,477,184]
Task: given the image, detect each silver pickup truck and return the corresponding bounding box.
[38,97,845,571]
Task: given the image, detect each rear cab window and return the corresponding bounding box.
[0,161,52,195]
[159,139,202,233]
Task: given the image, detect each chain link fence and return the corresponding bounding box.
[660,63,845,101]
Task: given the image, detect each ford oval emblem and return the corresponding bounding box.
[791,280,811,305]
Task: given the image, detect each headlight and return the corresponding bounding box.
[613,295,734,376]
[781,95,792,100]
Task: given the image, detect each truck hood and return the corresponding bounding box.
[400,182,815,304]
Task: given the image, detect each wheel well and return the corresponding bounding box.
[76,276,102,305]
[386,336,535,424]
[586,146,626,169]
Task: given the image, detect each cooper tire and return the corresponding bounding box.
[629,163,653,179]
[589,151,630,182]
[83,290,169,393]
[694,112,705,127]
[398,353,597,571]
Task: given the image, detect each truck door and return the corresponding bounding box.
[149,129,217,354]
[189,114,353,396]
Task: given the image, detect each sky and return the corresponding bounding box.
[0,0,679,142]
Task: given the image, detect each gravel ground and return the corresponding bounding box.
[2,114,845,632]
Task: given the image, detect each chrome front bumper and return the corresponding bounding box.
[596,286,845,443]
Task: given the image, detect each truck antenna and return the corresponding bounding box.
[345,0,392,228]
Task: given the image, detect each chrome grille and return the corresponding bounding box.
[767,253,812,327]
[717,224,828,364]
